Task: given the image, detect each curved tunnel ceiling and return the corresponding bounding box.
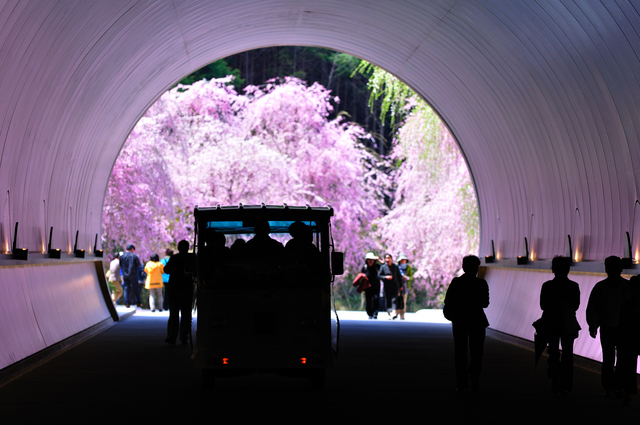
[1,0,639,262]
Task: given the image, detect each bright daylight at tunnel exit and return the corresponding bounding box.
[102,46,479,314]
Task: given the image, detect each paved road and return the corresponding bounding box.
[0,310,638,422]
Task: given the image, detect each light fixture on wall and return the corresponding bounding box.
[622,231,634,269]
[517,237,529,265]
[74,230,85,258]
[12,222,28,260]
[485,239,495,263]
[93,234,103,257]
[47,226,61,259]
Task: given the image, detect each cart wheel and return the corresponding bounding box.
[202,369,216,389]
[307,369,325,390]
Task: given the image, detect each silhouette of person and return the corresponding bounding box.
[201,229,233,287]
[119,244,143,308]
[618,274,640,405]
[443,255,490,393]
[230,238,246,260]
[284,221,320,271]
[361,252,381,319]
[378,254,402,318]
[160,248,173,311]
[396,253,412,320]
[586,255,628,397]
[539,256,580,395]
[241,219,284,270]
[163,240,196,345]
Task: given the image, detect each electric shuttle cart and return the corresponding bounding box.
[193,204,343,388]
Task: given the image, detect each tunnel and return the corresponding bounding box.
[1,0,640,377]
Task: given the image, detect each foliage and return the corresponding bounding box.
[353,61,413,128]
[366,69,479,308]
[103,77,389,267]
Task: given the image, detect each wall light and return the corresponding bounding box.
[93,234,103,257]
[622,231,634,269]
[74,230,85,258]
[517,237,529,265]
[47,227,61,258]
[485,239,496,263]
[12,222,28,260]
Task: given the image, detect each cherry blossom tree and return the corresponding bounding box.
[103,77,388,267]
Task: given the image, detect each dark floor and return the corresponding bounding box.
[0,312,638,422]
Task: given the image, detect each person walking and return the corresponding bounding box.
[119,244,143,308]
[106,252,123,305]
[144,254,165,312]
[586,256,629,398]
[443,255,490,393]
[164,240,196,345]
[361,252,381,319]
[539,256,581,395]
[378,254,402,319]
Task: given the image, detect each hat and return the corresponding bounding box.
[398,253,409,262]
[365,252,377,260]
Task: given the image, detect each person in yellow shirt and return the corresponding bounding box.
[144,254,165,312]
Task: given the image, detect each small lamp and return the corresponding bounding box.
[485,239,495,263]
[622,231,633,269]
[93,234,103,258]
[74,230,85,258]
[517,237,529,265]
[12,222,28,260]
[47,226,61,258]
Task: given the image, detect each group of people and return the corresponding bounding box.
[356,251,413,320]
[443,254,640,405]
[106,241,196,346]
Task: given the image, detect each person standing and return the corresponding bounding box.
[160,248,173,311]
[107,252,123,305]
[378,254,402,319]
[586,256,628,397]
[443,255,490,393]
[361,252,381,319]
[397,253,412,320]
[164,240,196,345]
[119,244,143,308]
[539,256,581,395]
[144,254,165,312]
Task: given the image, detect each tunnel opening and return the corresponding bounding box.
[101,47,479,315]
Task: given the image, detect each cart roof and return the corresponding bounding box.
[194,204,334,222]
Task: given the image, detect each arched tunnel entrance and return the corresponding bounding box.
[1,0,640,399]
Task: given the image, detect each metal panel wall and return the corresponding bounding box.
[484,267,639,373]
[0,262,111,370]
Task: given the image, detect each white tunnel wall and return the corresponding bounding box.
[1,0,640,368]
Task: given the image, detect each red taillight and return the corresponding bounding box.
[300,357,307,364]
[222,358,229,365]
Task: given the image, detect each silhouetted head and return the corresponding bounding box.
[551,256,571,278]
[177,240,189,254]
[231,238,246,252]
[254,220,270,236]
[126,244,135,252]
[462,255,481,275]
[150,253,160,262]
[289,221,312,242]
[165,248,173,257]
[205,230,226,248]
[604,256,623,278]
